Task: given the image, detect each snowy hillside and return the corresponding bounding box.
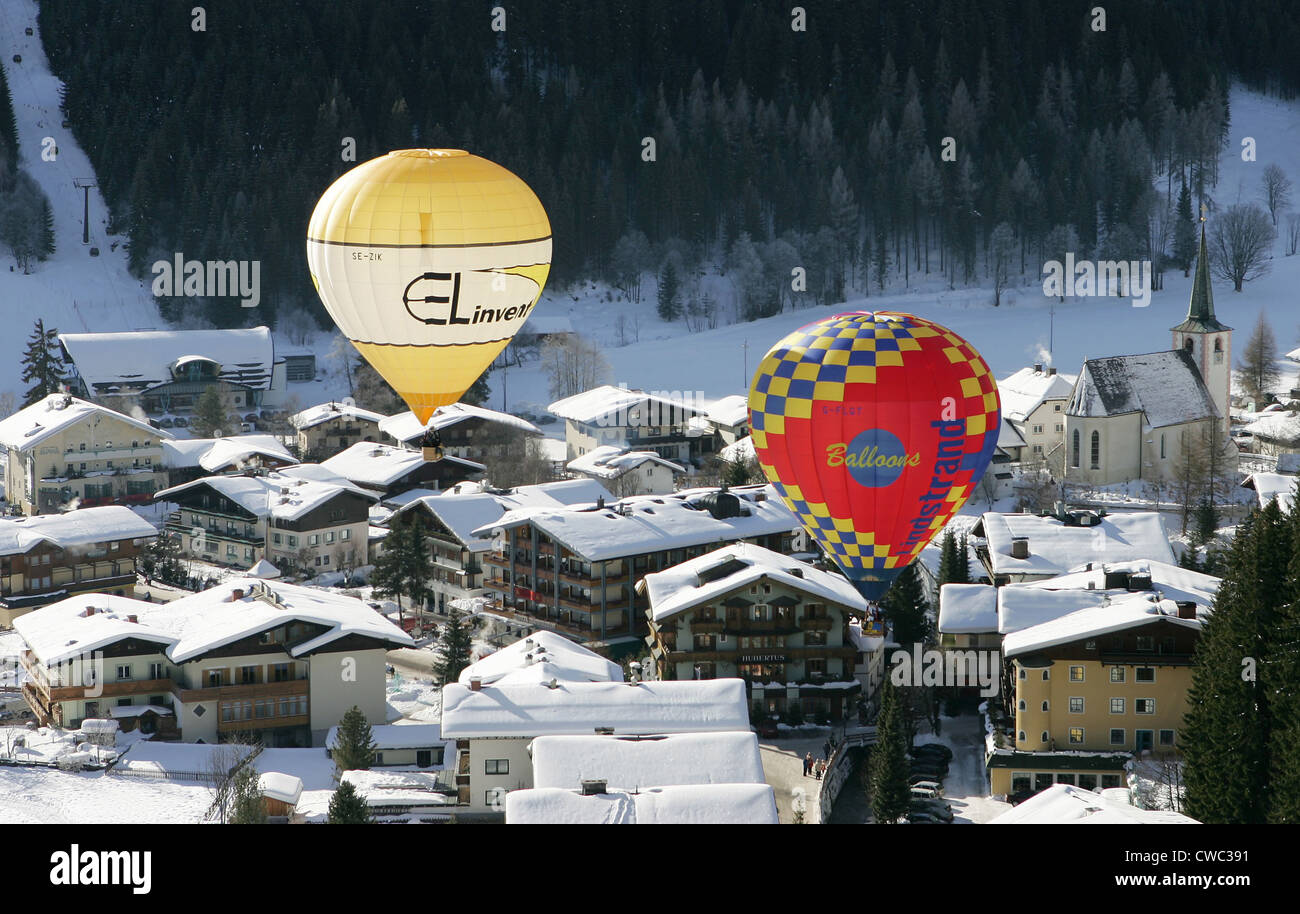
[0,0,163,401]
[490,84,1300,419]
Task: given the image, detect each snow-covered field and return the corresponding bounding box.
[0,766,212,823]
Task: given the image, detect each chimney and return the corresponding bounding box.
[580,778,607,796]
[85,606,96,616]
[1177,602,1197,620]
[1034,363,1043,374]
[230,588,245,602]
[1048,367,1057,376]
[596,495,605,510]
[1010,537,1030,560]
[127,615,138,624]
[469,676,482,692]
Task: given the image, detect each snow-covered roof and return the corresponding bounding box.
[998,367,1076,423]
[459,630,622,686]
[16,579,413,666]
[162,435,296,472]
[996,587,1113,636]
[379,403,541,444]
[0,393,169,451]
[394,478,615,552]
[548,385,705,425]
[258,772,304,806]
[977,511,1176,578]
[1242,411,1300,444]
[640,541,866,623]
[567,445,685,480]
[1013,559,1220,611]
[155,470,376,522]
[476,484,798,563]
[937,584,998,634]
[0,505,157,557]
[704,395,750,429]
[60,327,276,393]
[1287,346,1300,363]
[289,401,388,431]
[989,783,1199,824]
[108,704,173,718]
[247,558,280,579]
[1002,594,1201,658]
[115,740,256,777]
[1243,472,1298,512]
[321,441,483,489]
[998,418,1026,450]
[1067,350,1219,427]
[718,435,756,463]
[326,723,443,751]
[440,678,750,739]
[529,731,765,790]
[505,783,778,824]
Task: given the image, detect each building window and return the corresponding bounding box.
[1135,698,1156,714]
[239,665,258,684]
[1160,434,1166,459]
[1040,731,1049,744]
[1110,728,1125,746]
[485,788,508,808]
[206,670,223,687]
[1090,431,1100,469]
[1068,666,1084,682]
[1159,729,1176,747]
[1041,670,1050,681]
[342,529,351,541]
[309,534,319,546]
[1102,775,1122,789]
[1069,697,1084,713]
[1018,667,1026,680]
[1110,698,1125,714]
[117,698,133,707]
[1068,728,1084,744]
[273,663,291,682]
[1079,774,1098,791]
[1041,700,1050,712]
[288,536,298,547]
[1018,731,1026,742]
[1032,424,1044,434]
[485,759,509,775]
[1110,667,1125,683]
[1213,338,1223,363]
[325,531,335,544]
[149,662,164,679]
[116,664,132,680]
[1135,636,1154,652]
[1136,667,1155,683]
[1017,699,1026,711]
[1071,429,1080,468]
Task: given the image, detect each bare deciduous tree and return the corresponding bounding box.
[541,334,611,401]
[1210,203,1276,292]
[1260,163,1293,227]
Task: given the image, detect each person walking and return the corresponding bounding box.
[803,752,813,777]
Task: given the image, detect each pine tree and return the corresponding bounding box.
[20,318,65,405]
[870,677,911,823]
[327,780,373,824]
[332,706,376,775]
[1192,497,1219,548]
[39,196,55,259]
[190,385,234,438]
[228,764,267,824]
[1183,503,1293,823]
[370,514,433,625]
[1175,184,1197,275]
[657,256,681,321]
[434,610,475,686]
[936,530,970,585]
[882,561,931,648]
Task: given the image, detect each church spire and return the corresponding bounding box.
[1172,205,1230,333]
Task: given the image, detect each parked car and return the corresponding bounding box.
[906,811,947,824]
[910,744,953,762]
[756,718,781,740]
[910,799,954,822]
[909,779,944,794]
[908,773,944,787]
[910,785,942,800]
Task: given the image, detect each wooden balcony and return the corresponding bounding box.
[175,676,307,703]
[665,645,857,664]
[691,620,725,634]
[799,616,835,632]
[46,677,175,702]
[218,712,309,733]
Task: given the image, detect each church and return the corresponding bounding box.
[1062,220,1237,487]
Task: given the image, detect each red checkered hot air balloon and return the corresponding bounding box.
[747,311,1000,601]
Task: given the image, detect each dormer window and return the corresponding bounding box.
[1184,338,1194,353]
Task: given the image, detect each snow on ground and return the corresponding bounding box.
[914,712,1011,825]
[0,765,211,823]
[0,2,164,399]
[385,672,442,724]
[252,748,337,791]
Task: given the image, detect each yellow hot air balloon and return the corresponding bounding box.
[307,149,551,430]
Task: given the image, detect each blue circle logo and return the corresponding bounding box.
[829,428,915,488]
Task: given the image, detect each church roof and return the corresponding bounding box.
[1067,350,1220,428]
[1171,223,1230,334]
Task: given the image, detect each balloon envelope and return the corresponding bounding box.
[748,311,1000,601]
[307,149,551,423]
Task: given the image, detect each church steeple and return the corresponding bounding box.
[1172,206,1230,334]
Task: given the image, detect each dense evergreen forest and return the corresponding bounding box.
[36,0,1300,331]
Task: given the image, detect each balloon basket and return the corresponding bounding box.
[422,445,444,462]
